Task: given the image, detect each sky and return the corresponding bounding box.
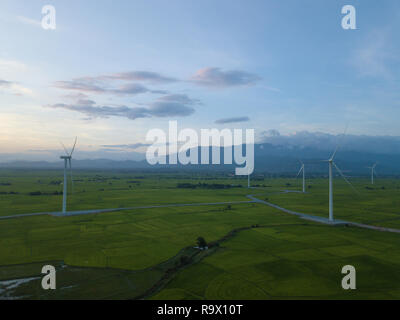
[1,0,400,160]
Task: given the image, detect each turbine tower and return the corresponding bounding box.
[60,137,77,214]
[323,146,358,222]
[296,160,305,193]
[247,167,250,188]
[367,163,377,185]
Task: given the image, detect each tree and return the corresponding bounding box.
[197,236,207,249]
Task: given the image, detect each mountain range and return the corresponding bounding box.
[1,142,399,176]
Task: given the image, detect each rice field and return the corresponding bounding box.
[0,169,399,299]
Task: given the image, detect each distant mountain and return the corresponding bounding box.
[258,130,400,155]
[1,143,400,175]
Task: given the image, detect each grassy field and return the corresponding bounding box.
[0,169,399,299]
[0,170,257,216]
[264,177,400,228]
[152,224,400,299]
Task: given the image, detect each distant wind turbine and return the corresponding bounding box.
[60,137,77,214]
[367,163,377,185]
[296,160,305,193]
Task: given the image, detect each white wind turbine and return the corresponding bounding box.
[60,137,77,214]
[296,160,305,193]
[323,145,358,222]
[367,163,377,185]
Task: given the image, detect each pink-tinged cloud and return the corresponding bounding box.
[191,67,261,88]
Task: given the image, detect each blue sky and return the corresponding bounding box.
[1,0,399,159]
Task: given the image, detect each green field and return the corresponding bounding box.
[265,177,400,228]
[0,169,399,299]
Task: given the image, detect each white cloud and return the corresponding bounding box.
[352,29,398,78]
[16,16,42,28]
[0,79,33,96]
[0,58,27,74]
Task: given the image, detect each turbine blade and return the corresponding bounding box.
[296,166,303,177]
[330,145,340,161]
[70,137,78,156]
[329,124,349,161]
[60,142,69,156]
[333,162,359,194]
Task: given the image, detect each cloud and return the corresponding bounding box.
[0,80,12,87]
[20,148,146,161]
[115,83,168,95]
[0,59,27,73]
[114,83,154,95]
[191,67,261,88]
[0,79,32,96]
[46,94,198,120]
[102,71,177,83]
[47,102,150,120]
[155,94,201,105]
[17,16,42,28]
[62,92,90,100]
[101,143,151,150]
[215,116,250,124]
[352,29,398,78]
[54,79,106,93]
[261,129,280,137]
[54,77,168,96]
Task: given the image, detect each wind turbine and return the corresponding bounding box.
[60,137,77,214]
[296,160,305,193]
[367,163,377,185]
[323,145,358,222]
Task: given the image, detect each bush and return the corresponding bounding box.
[29,191,42,196]
[197,236,207,249]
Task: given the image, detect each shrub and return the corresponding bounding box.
[29,191,42,196]
[197,236,207,249]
